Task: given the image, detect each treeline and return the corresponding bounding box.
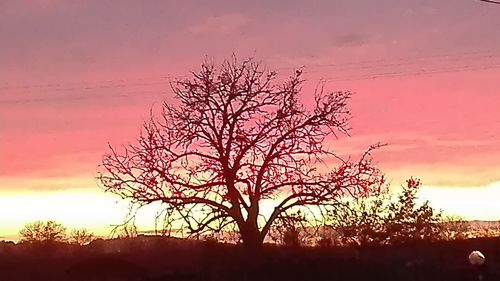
[1,234,500,281]
[17,221,95,245]
[269,179,499,247]
[7,179,500,248]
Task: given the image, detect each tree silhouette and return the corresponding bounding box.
[69,228,95,245]
[19,220,67,243]
[333,178,442,246]
[385,178,442,244]
[98,57,385,248]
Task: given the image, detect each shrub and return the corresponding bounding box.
[19,220,67,243]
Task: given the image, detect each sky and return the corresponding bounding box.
[1,0,500,240]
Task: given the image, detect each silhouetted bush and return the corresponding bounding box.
[331,178,443,246]
[19,220,67,243]
[69,228,95,245]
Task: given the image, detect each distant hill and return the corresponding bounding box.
[468,220,500,228]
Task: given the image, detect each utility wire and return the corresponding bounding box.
[1,49,500,94]
[287,49,500,74]
[478,0,500,5]
[0,90,170,105]
[3,60,499,105]
[1,51,500,104]
[2,62,499,104]
[324,63,500,82]
[0,76,180,92]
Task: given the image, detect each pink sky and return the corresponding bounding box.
[1,0,500,238]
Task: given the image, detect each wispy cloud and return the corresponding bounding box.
[189,13,248,35]
[333,33,366,48]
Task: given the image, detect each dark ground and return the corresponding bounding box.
[1,236,500,281]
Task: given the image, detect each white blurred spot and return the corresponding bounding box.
[469,250,485,265]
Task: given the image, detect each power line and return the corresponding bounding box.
[291,49,500,74]
[2,60,499,105]
[2,49,500,94]
[1,50,500,104]
[1,80,171,94]
[0,90,170,105]
[324,63,500,82]
[2,62,499,104]
[0,76,180,93]
[305,53,500,76]
[478,0,500,5]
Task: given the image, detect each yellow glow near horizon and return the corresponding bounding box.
[418,181,500,221]
[1,181,500,241]
[0,189,127,240]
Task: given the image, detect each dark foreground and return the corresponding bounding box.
[1,236,500,281]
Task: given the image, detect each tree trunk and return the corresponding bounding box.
[240,224,264,248]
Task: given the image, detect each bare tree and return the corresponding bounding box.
[98,57,385,248]
[19,220,67,243]
[69,228,96,245]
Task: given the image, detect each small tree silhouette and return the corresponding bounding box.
[69,228,95,245]
[19,220,67,243]
[270,211,307,247]
[384,178,442,244]
[98,57,385,248]
[333,178,442,246]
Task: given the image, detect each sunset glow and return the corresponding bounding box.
[1,0,500,240]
